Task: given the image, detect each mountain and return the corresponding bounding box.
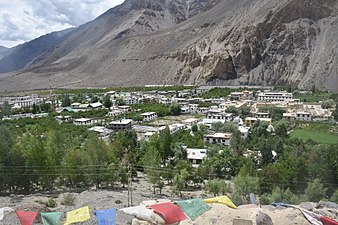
[0,28,73,74]
[0,0,337,92]
[0,46,12,60]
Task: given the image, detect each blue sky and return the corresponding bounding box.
[0,0,124,47]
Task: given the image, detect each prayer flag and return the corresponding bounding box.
[64,206,90,225]
[41,212,63,225]
[94,208,116,225]
[16,211,39,225]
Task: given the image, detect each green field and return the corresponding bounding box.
[294,93,330,102]
[290,129,338,144]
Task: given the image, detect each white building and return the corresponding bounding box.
[73,118,93,126]
[168,123,186,135]
[108,109,124,117]
[203,133,232,146]
[186,148,207,167]
[296,112,312,121]
[118,106,131,112]
[0,94,42,108]
[245,117,272,127]
[140,112,157,122]
[257,91,293,102]
[144,132,156,141]
[108,119,133,130]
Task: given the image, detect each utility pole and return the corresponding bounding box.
[127,163,133,207]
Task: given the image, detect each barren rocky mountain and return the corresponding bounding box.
[0,0,337,92]
[0,46,11,61]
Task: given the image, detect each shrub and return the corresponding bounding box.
[205,179,229,196]
[330,189,338,203]
[46,198,57,208]
[61,194,76,206]
[304,179,327,202]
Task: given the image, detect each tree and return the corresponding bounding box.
[234,175,259,202]
[274,121,288,137]
[159,126,173,163]
[239,106,251,118]
[61,95,71,107]
[143,146,161,194]
[321,99,335,109]
[2,101,12,117]
[102,95,113,108]
[205,179,229,196]
[304,179,327,202]
[226,106,238,115]
[260,139,274,166]
[169,104,181,115]
[211,122,224,132]
[173,169,189,197]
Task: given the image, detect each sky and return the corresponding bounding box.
[0,0,125,48]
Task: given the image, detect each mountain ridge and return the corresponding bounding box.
[0,0,337,92]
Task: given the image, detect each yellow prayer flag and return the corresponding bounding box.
[204,196,237,209]
[64,206,91,225]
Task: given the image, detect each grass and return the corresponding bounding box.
[294,93,330,103]
[290,129,338,144]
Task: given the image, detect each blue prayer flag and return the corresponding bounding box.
[94,208,116,225]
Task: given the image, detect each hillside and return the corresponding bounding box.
[0,0,337,92]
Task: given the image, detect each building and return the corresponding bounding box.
[257,91,293,102]
[118,106,131,112]
[168,123,187,135]
[254,112,271,118]
[0,94,42,108]
[186,148,207,167]
[108,110,124,117]
[245,117,272,127]
[228,91,254,101]
[238,126,249,139]
[283,113,296,121]
[296,112,312,121]
[108,119,133,130]
[140,112,157,122]
[202,110,233,127]
[88,126,113,137]
[88,102,103,109]
[124,97,139,105]
[73,118,93,126]
[203,133,232,146]
[55,115,72,123]
[144,132,156,141]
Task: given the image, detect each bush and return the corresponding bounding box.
[205,179,229,196]
[36,198,57,208]
[234,175,259,201]
[260,187,302,205]
[304,179,327,202]
[330,189,338,203]
[61,194,76,206]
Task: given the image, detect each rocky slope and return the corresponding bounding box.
[0,46,11,60]
[0,29,73,74]
[0,0,337,92]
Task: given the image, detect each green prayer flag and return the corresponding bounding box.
[175,198,211,221]
[41,212,63,225]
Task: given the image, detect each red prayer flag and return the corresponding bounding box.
[321,216,338,225]
[149,202,187,224]
[16,211,39,225]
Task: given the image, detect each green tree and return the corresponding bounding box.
[274,121,288,137]
[173,169,189,197]
[143,146,161,194]
[205,179,229,196]
[234,175,259,202]
[159,126,173,163]
[61,95,71,107]
[2,101,12,117]
[260,139,274,166]
[102,95,113,108]
[304,179,327,202]
[169,104,181,115]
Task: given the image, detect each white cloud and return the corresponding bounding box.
[0,0,125,47]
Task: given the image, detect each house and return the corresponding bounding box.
[55,115,72,123]
[296,112,312,121]
[186,148,207,167]
[140,112,157,122]
[108,110,124,117]
[124,97,139,105]
[257,91,293,102]
[108,119,133,130]
[89,102,103,109]
[283,113,296,121]
[203,133,232,146]
[88,126,113,137]
[238,126,249,139]
[73,118,93,126]
[228,91,254,101]
[254,112,271,119]
[202,110,233,127]
[168,123,186,135]
[118,105,131,112]
[0,94,42,108]
[144,132,156,141]
[245,117,272,127]
[182,118,200,126]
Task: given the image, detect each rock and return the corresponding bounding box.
[256,211,273,225]
[299,202,317,211]
[317,201,338,210]
[115,199,123,204]
[233,218,253,225]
